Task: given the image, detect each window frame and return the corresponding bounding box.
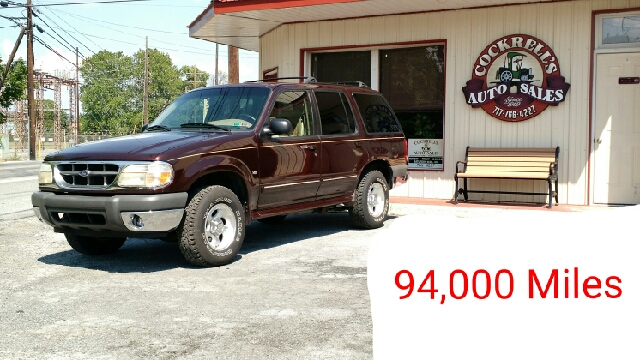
[595,11,640,51]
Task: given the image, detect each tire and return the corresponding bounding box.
[257,215,287,225]
[499,69,513,83]
[349,170,389,229]
[177,185,245,267]
[65,234,126,255]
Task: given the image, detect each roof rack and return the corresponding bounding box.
[321,81,369,88]
[244,77,369,88]
[245,76,318,84]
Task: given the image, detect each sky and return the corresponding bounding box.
[0,0,260,92]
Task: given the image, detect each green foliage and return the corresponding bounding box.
[0,56,27,124]
[80,50,135,134]
[179,65,210,91]
[38,99,70,130]
[80,49,190,134]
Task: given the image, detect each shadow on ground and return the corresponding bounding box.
[37,212,393,273]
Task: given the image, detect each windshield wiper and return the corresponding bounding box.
[179,123,230,132]
[145,124,171,132]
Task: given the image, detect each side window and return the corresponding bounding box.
[268,91,315,137]
[315,91,357,136]
[352,93,402,133]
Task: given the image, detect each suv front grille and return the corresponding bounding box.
[56,163,120,188]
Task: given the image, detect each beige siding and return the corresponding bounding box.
[259,0,640,205]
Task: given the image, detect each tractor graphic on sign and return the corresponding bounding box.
[496,52,535,83]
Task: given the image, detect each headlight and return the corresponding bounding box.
[117,162,174,188]
[38,163,53,184]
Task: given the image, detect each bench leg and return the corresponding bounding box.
[554,178,559,205]
[453,175,459,204]
[463,178,469,202]
[547,180,553,208]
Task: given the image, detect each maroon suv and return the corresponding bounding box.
[32,78,408,267]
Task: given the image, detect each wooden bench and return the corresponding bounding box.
[454,147,559,208]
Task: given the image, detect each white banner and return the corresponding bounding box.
[408,138,443,170]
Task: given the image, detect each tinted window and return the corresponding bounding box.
[315,91,356,135]
[311,51,371,86]
[352,93,402,133]
[268,91,315,137]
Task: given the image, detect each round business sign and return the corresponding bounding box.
[462,34,571,122]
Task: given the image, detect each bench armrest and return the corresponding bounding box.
[456,161,467,173]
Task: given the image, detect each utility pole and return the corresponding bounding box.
[75,47,80,139]
[193,65,197,89]
[27,0,36,160]
[143,36,149,125]
[215,43,219,85]
[228,45,239,84]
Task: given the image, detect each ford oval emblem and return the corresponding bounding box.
[79,170,89,177]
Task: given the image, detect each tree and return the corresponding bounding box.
[0,56,27,124]
[80,49,186,134]
[207,70,228,86]
[179,65,210,91]
[79,50,135,134]
[132,49,184,126]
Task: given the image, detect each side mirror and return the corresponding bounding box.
[262,118,293,137]
[141,123,149,132]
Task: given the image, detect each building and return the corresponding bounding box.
[189,0,640,206]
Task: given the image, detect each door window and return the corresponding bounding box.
[268,91,315,137]
[315,91,357,135]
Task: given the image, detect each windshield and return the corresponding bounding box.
[150,86,270,131]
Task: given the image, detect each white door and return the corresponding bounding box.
[594,53,640,204]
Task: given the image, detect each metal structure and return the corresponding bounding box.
[33,70,79,150]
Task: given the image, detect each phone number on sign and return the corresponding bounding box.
[395,268,622,304]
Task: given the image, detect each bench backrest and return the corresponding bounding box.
[465,147,559,175]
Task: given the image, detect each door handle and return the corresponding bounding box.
[301,145,316,151]
[595,138,602,145]
[354,141,362,148]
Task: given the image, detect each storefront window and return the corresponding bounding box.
[311,51,372,86]
[380,45,445,170]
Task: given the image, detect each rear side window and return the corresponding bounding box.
[352,93,402,133]
[315,91,357,135]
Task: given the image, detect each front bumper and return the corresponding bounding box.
[32,192,188,236]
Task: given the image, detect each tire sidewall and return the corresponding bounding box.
[363,172,389,226]
[188,187,245,265]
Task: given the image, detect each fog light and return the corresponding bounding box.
[131,214,144,229]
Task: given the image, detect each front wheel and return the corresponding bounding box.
[178,185,245,267]
[65,234,126,255]
[349,170,389,229]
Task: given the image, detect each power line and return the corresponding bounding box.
[32,34,75,67]
[4,0,154,8]
[34,3,97,55]
[54,8,188,35]
[34,14,87,58]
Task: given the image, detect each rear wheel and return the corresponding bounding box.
[257,215,287,225]
[65,234,126,255]
[178,185,245,267]
[349,170,389,229]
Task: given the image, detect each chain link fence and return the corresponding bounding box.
[0,126,117,161]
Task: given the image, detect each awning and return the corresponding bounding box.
[188,0,553,52]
